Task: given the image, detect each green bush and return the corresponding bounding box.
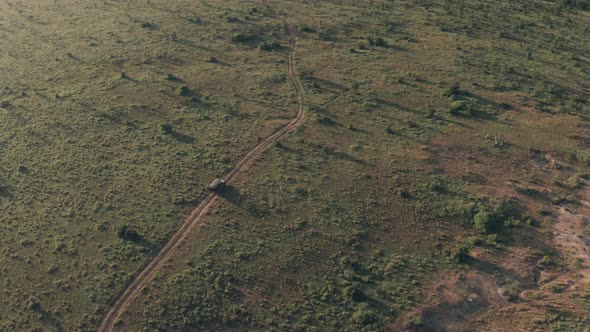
[160,123,174,134]
[441,83,461,99]
[367,36,387,47]
[503,280,522,301]
[449,99,478,116]
[140,22,156,29]
[117,225,142,243]
[447,243,470,263]
[474,211,494,233]
[176,86,191,96]
[342,284,365,302]
[351,304,376,326]
[258,40,281,51]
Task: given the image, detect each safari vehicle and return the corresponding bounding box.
[208,178,226,191]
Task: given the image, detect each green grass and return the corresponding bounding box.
[0,0,589,330]
[0,0,292,329]
[125,0,590,330]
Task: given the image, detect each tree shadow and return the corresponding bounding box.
[385,127,428,144]
[436,116,476,130]
[171,131,196,144]
[276,142,304,155]
[375,98,415,113]
[40,309,64,331]
[323,146,367,165]
[206,57,232,66]
[0,101,14,110]
[139,22,159,30]
[312,77,349,93]
[332,151,367,165]
[66,52,81,61]
[0,184,12,199]
[119,226,159,253]
[381,43,408,52]
[176,38,200,49]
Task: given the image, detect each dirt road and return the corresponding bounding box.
[97,3,305,331]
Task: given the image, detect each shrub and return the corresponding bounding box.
[504,217,521,228]
[117,225,142,243]
[188,17,202,24]
[316,29,332,40]
[474,211,494,233]
[342,284,365,302]
[374,37,387,47]
[503,280,522,301]
[258,73,287,86]
[176,86,191,96]
[0,184,10,197]
[449,98,480,116]
[18,165,31,174]
[538,255,554,266]
[538,209,552,216]
[258,40,281,51]
[27,296,42,311]
[301,25,316,33]
[409,315,424,327]
[449,100,466,115]
[547,283,568,293]
[398,190,411,198]
[160,123,173,134]
[165,73,180,81]
[447,242,471,263]
[140,22,156,29]
[441,83,461,99]
[367,36,387,47]
[351,304,376,325]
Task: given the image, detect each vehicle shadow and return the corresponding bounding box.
[219,185,242,204]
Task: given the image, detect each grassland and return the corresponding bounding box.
[0,0,291,329]
[119,0,589,331]
[1,0,590,331]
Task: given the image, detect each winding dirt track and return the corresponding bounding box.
[97,3,304,331]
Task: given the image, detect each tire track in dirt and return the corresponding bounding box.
[97,2,304,331]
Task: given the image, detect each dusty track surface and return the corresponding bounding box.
[555,181,590,283]
[97,3,304,331]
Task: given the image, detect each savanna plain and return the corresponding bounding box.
[0,0,590,331]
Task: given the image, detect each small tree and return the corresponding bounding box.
[117,225,142,243]
[27,296,42,311]
[441,83,461,99]
[448,244,470,263]
[176,86,191,96]
[374,37,387,47]
[474,211,494,233]
[160,123,174,135]
[258,40,281,51]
